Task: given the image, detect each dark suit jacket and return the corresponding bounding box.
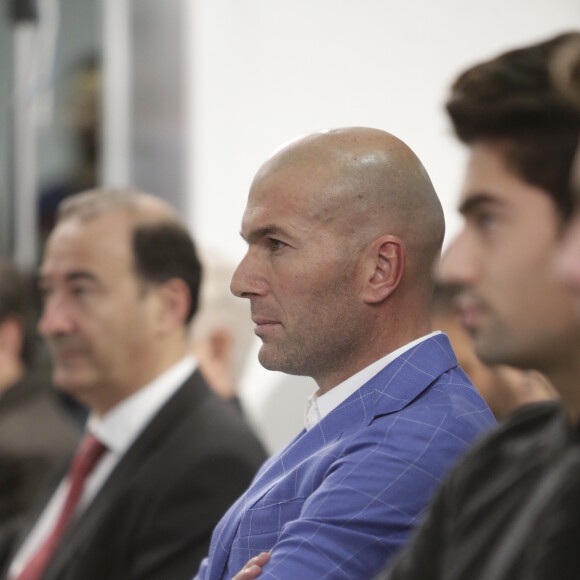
[0,372,80,574]
[5,370,267,580]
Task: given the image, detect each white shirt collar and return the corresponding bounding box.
[87,355,197,454]
[305,331,441,430]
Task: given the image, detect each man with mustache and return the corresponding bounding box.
[372,31,580,580]
[5,189,267,580]
[194,127,495,580]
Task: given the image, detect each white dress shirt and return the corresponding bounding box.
[305,332,441,430]
[9,355,198,578]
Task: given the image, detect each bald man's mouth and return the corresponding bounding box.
[252,316,281,338]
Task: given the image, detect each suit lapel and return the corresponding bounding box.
[208,422,331,579]
[228,334,457,515]
[42,371,209,579]
[306,333,458,437]
[211,334,458,578]
[360,333,458,420]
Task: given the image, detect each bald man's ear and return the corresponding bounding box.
[155,278,191,335]
[361,235,405,304]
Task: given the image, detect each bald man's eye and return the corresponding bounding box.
[268,238,288,252]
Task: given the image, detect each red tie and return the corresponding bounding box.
[16,433,106,580]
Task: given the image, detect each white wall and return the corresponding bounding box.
[183,0,579,452]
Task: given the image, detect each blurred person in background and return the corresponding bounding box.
[189,250,254,411]
[195,126,494,580]
[251,371,318,456]
[6,189,267,580]
[39,54,101,245]
[431,282,557,420]
[372,31,580,580]
[0,258,79,575]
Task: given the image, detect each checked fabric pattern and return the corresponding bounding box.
[194,333,495,580]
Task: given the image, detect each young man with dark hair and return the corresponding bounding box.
[373,31,580,580]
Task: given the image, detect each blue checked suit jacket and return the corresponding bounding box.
[194,334,495,580]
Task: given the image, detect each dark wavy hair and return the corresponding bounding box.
[447,32,580,218]
[132,221,201,323]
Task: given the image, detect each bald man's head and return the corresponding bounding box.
[233,128,443,385]
[254,127,444,289]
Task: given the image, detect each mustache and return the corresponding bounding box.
[46,336,89,354]
[250,303,280,321]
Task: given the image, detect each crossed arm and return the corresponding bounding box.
[225,413,471,578]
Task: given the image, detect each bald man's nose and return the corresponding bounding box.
[231,251,268,298]
[230,263,245,298]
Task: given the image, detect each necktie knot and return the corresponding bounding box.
[70,433,106,481]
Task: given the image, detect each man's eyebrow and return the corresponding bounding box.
[458,193,504,216]
[38,271,99,285]
[240,225,286,243]
[66,271,99,283]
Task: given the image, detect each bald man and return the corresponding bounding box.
[6,189,266,580]
[194,128,494,580]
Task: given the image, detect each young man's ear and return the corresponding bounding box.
[360,235,405,304]
[156,278,192,335]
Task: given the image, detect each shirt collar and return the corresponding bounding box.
[305,331,441,430]
[87,356,197,454]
